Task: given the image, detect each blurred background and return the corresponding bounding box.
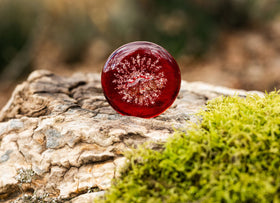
[1,0,280,108]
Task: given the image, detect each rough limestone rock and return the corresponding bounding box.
[0,70,262,202]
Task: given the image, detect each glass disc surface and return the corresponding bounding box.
[101,41,181,118]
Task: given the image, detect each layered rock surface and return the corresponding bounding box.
[0,70,261,202]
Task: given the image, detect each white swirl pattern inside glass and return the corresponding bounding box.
[112,54,167,106]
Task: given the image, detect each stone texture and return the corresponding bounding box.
[0,70,262,202]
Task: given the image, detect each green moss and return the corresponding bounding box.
[100,91,280,203]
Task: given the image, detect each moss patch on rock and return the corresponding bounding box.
[100,91,280,203]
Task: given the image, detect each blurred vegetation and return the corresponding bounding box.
[0,0,279,83]
[106,0,280,56]
[0,0,42,77]
[42,1,98,64]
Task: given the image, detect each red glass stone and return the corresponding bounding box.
[101,41,181,118]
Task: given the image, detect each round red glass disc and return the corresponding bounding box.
[101,41,181,118]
